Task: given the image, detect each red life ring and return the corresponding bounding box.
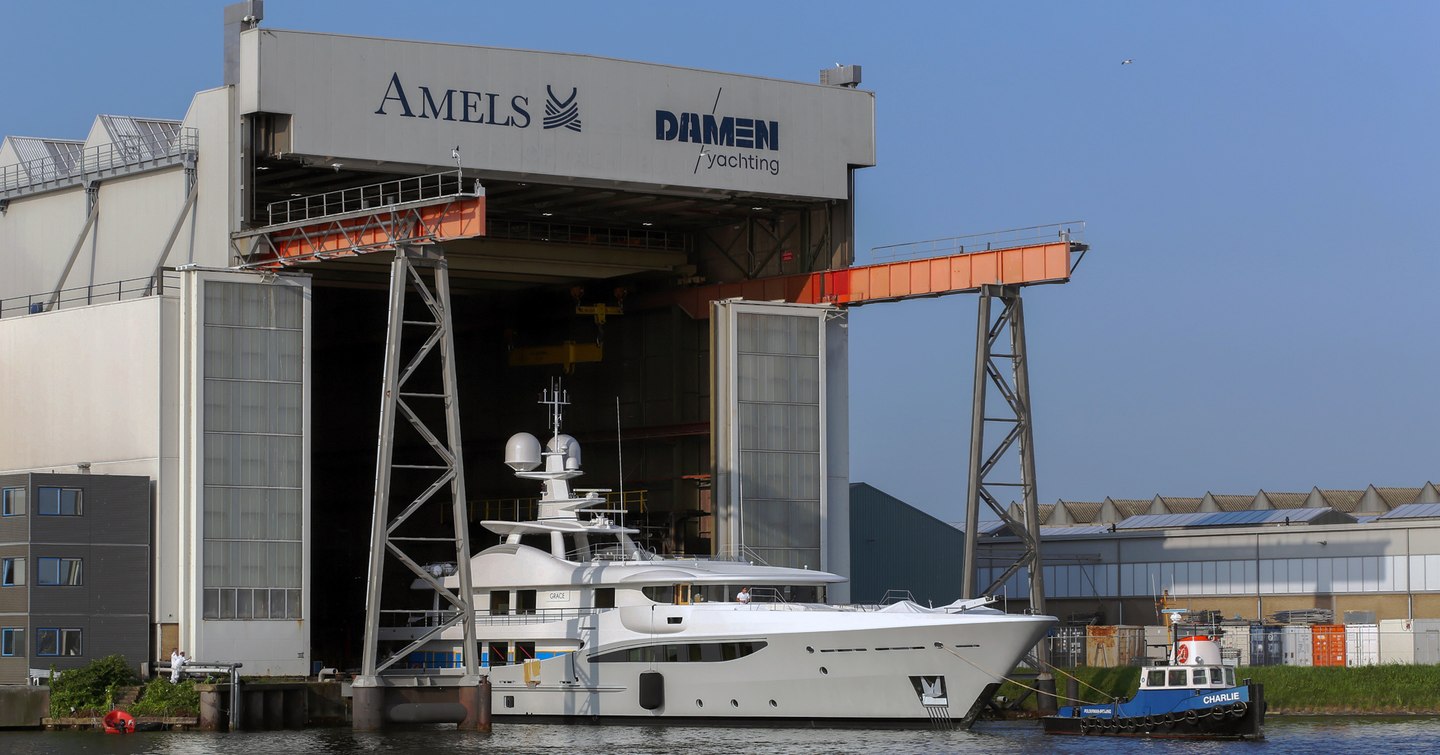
[103,709,136,735]
[1175,644,1190,664]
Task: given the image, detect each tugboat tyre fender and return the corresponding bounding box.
[1185,709,1199,723]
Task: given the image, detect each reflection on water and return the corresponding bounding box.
[4,717,1440,754]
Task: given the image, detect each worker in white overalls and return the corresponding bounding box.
[170,649,188,683]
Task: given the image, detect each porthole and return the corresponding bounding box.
[769,699,778,708]
[730,699,739,707]
[806,646,815,654]
[696,699,704,708]
[819,666,828,675]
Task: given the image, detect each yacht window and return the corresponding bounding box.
[487,641,509,667]
[1168,669,1187,686]
[490,591,510,615]
[1225,667,1235,686]
[588,534,627,560]
[1192,668,1208,685]
[789,586,819,603]
[589,641,767,664]
[594,588,615,609]
[516,590,537,615]
[515,642,536,662]
[642,586,672,604]
[1146,670,1166,687]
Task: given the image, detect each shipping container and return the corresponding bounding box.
[1086,625,1145,667]
[1248,624,1283,666]
[1345,624,1380,667]
[1144,625,1170,663]
[1378,619,1440,665]
[1281,625,1314,666]
[1312,624,1347,667]
[1218,624,1252,666]
[1049,626,1087,667]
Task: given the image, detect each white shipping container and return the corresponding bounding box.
[1346,624,1380,667]
[1144,626,1170,663]
[1219,625,1252,666]
[1378,619,1440,665]
[1282,625,1313,666]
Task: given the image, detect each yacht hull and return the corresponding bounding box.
[461,610,1053,723]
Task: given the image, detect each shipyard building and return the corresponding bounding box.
[850,481,1440,631]
[0,8,869,682]
[4,8,1436,687]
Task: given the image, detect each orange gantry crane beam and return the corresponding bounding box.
[660,237,1082,318]
[231,171,485,269]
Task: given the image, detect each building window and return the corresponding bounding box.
[203,587,301,620]
[1,557,24,586]
[1,628,23,657]
[36,628,82,657]
[37,487,83,516]
[37,557,83,586]
[1,487,24,516]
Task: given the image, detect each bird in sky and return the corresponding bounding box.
[1121,59,1134,65]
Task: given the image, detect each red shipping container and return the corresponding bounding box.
[1312,624,1347,667]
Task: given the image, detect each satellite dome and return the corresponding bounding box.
[505,432,542,471]
[547,434,581,470]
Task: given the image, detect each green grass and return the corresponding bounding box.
[997,665,1440,714]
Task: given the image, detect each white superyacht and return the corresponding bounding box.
[380,389,1056,725]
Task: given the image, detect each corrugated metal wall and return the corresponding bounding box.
[200,281,305,621]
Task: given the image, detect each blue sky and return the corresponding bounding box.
[4,2,1436,522]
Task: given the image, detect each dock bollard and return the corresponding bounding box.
[198,687,223,732]
[477,675,492,732]
[1036,674,1058,714]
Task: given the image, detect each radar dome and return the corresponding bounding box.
[547,434,582,471]
[505,432,542,471]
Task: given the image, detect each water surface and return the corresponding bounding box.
[3,716,1438,753]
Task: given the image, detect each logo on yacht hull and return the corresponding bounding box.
[910,675,948,706]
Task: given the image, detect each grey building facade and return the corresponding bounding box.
[0,473,151,684]
[849,483,965,606]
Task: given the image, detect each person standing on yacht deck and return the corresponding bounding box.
[736,587,751,604]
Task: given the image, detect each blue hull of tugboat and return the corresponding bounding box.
[1042,683,1265,740]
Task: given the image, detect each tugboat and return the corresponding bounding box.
[1041,635,1265,739]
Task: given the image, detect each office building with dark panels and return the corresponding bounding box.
[0,473,151,684]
